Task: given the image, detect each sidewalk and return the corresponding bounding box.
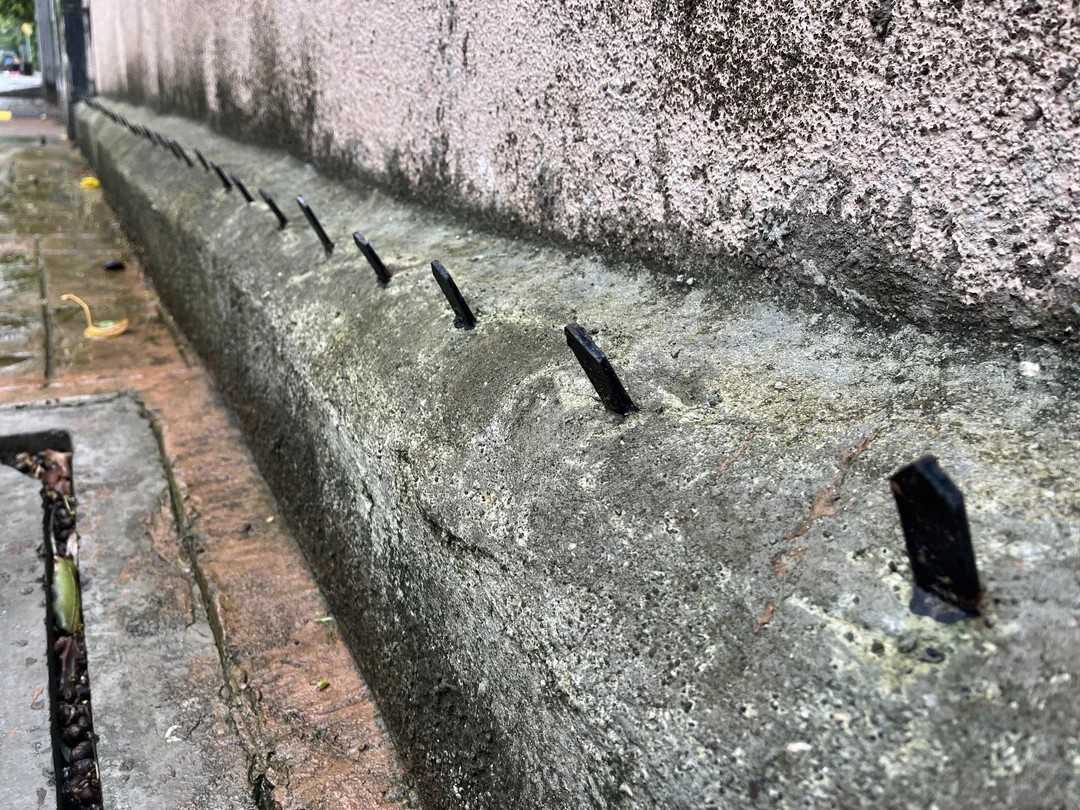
[0,118,413,807]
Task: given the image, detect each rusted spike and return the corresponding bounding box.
[259,190,288,230]
[210,162,233,191]
[890,455,981,618]
[296,196,334,256]
[353,232,391,285]
[172,141,195,168]
[430,260,476,329]
[231,175,254,203]
[564,324,637,415]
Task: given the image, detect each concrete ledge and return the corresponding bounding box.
[78,102,1080,809]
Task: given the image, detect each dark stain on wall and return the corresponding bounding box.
[103,1,1079,347]
[647,0,859,133]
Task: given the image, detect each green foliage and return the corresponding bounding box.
[0,1,36,62]
[0,0,34,22]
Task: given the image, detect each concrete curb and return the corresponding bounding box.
[78,101,1080,810]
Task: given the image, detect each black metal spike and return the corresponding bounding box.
[210,162,233,191]
[296,196,334,256]
[258,190,288,230]
[172,141,194,168]
[193,149,210,172]
[430,260,476,329]
[166,140,183,161]
[353,232,391,285]
[231,175,254,203]
[564,324,637,416]
[890,456,981,617]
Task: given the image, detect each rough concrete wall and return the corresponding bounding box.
[87,0,1079,341]
[78,103,1080,810]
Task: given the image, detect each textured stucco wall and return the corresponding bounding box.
[87,1,1079,337]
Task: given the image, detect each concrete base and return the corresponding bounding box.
[78,102,1080,810]
[0,395,256,810]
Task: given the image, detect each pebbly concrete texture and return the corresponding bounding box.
[0,464,55,809]
[0,395,257,810]
[78,102,1080,809]
[85,0,1079,343]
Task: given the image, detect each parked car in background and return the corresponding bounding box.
[1,52,21,72]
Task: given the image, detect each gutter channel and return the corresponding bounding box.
[3,434,102,810]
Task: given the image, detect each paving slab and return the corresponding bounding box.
[0,395,256,810]
[0,236,43,378]
[0,463,54,809]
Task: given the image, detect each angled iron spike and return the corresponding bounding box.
[296,196,334,256]
[210,162,233,191]
[167,140,183,161]
[258,189,288,230]
[564,324,637,416]
[193,148,210,171]
[172,141,194,168]
[430,260,476,329]
[890,455,981,616]
[353,232,391,285]
[231,175,254,203]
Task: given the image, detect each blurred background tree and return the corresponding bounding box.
[0,0,35,63]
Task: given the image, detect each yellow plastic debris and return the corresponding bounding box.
[79,176,101,189]
[60,293,129,339]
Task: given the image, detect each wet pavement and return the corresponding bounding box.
[0,113,413,807]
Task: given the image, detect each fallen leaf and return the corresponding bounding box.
[315,678,330,691]
[754,601,776,633]
[79,176,100,189]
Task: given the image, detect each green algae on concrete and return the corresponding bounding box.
[78,102,1080,810]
